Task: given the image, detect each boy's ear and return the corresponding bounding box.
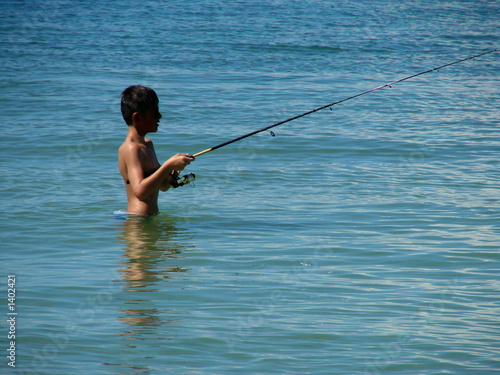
[132,112,141,124]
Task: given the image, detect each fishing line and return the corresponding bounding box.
[192,49,498,157]
[172,49,498,187]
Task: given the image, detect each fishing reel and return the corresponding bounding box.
[171,172,196,188]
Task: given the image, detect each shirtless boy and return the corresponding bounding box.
[119,85,194,215]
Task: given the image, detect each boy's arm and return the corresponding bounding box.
[151,142,180,192]
[159,170,179,192]
[122,144,167,200]
[123,145,193,200]
[159,178,171,192]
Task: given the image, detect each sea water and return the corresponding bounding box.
[1,0,499,374]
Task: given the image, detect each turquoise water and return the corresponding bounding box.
[1,0,499,374]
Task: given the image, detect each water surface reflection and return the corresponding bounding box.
[115,215,190,292]
[111,214,194,369]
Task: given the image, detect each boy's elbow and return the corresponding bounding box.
[133,186,150,201]
[135,192,148,201]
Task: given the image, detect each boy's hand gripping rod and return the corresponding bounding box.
[172,49,498,187]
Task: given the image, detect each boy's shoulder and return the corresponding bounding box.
[119,138,136,151]
[118,138,154,156]
[119,139,140,159]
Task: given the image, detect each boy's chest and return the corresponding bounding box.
[138,144,159,168]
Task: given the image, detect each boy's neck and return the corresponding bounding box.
[126,126,147,143]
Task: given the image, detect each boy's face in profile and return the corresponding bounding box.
[137,104,162,133]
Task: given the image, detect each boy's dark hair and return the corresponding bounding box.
[121,85,159,125]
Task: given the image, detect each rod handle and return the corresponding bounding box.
[192,148,212,158]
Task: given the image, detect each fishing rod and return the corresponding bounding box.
[171,48,498,187]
